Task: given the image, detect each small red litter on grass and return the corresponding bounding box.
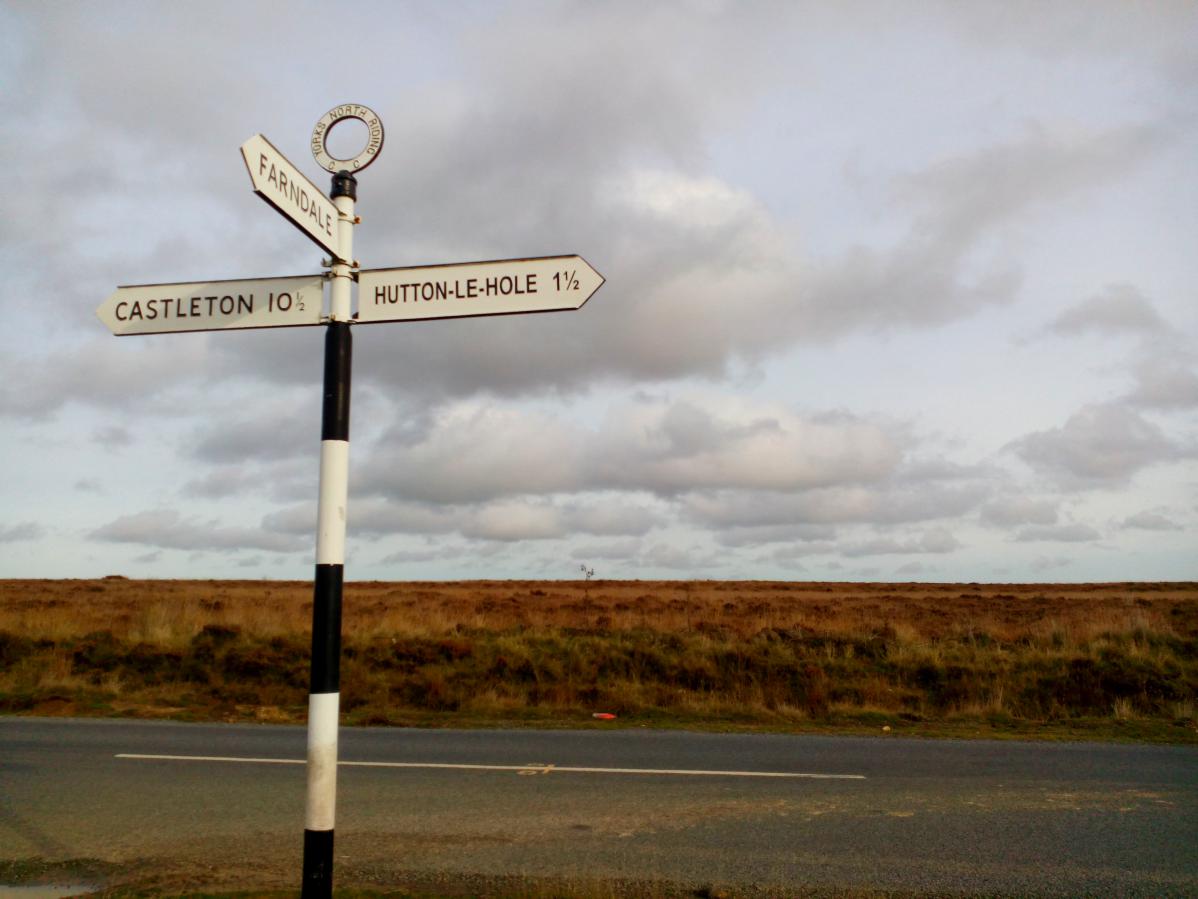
[591,712,617,720]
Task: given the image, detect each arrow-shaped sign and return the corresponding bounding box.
[356,255,604,324]
[97,275,324,336]
[240,134,341,259]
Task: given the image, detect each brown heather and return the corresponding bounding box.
[1,578,1195,740]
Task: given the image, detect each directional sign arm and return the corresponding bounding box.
[97,275,325,336]
[355,255,604,324]
[240,134,342,260]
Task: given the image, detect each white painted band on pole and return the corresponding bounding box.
[315,441,349,566]
[305,691,340,831]
[329,194,355,322]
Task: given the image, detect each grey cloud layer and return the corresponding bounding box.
[1128,359,1198,409]
[980,496,1058,527]
[176,392,993,559]
[0,5,1178,421]
[92,510,305,554]
[1048,284,1171,337]
[263,495,661,546]
[1019,291,1197,490]
[1013,523,1102,543]
[1121,511,1183,531]
[5,2,1195,579]
[1012,403,1183,487]
[320,124,1155,408]
[0,522,45,543]
[354,396,903,504]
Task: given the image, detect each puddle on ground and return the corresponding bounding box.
[0,887,98,898]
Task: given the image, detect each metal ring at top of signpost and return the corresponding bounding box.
[311,104,384,174]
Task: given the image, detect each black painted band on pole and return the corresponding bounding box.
[302,829,335,892]
[331,169,358,201]
[321,322,352,442]
[310,564,343,695]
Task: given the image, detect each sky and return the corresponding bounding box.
[1,1,1195,583]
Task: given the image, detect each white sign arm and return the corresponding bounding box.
[97,274,324,336]
[240,134,342,260]
[356,255,603,324]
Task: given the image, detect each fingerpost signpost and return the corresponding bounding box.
[98,104,604,896]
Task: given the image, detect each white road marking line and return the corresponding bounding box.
[115,753,865,780]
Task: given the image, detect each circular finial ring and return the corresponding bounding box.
[311,104,384,173]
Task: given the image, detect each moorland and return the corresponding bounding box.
[1,578,1195,742]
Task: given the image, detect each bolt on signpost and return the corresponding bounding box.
[97,105,604,897]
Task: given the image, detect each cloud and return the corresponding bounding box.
[1014,523,1101,543]
[803,124,1157,336]
[0,522,44,543]
[266,499,458,541]
[939,0,1198,68]
[564,497,662,537]
[347,501,460,538]
[3,3,1193,582]
[187,405,318,464]
[1120,511,1183,531]
[1010,403,1182,486]
[356,394,904,503]
[764,545,809,571]
[462,502,564,542]
[683,479,987,530]
[1043,287,1197,410]
[450,496,663,543]
[358,405,583,504]
[251,394,989,554]
[378,545,456,565]
[93,425,133,448]
[591,400,901,494]
[840,528,962,557]
[896,127,1158,242]
[1048,284,1170,337]
[202,122,1161,412]
[1030,555,1073,573]
[714,523,838,549]
[183,467,261,499]
[1127,358,1198,409]
[265,493,659,545]
[571,539,643,562]
[638,542,724,571]
[1,17,1169,443]
[731,526,963,562]
[0,339,215,419]
[92,509,305,553]
[181,456,314,502]
[980,496,1058,527]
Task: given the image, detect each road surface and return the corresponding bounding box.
[2,717,1195,895]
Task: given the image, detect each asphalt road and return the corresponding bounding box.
[2,717,1196,896]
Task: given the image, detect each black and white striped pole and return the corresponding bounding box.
[302,106,382,898]
[99,103,601,898]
